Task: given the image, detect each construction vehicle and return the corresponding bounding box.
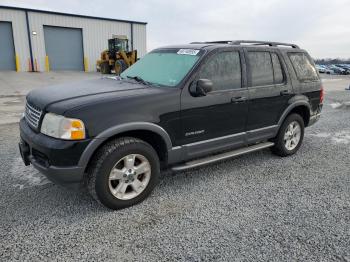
[97,35,137,75]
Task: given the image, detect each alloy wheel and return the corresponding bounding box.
[108,154,151,200]
[284,121,301,151]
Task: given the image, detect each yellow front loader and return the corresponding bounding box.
[97,35,137,75]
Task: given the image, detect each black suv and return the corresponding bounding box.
[19,40,323,210]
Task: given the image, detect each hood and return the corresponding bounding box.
[26,78,147,109]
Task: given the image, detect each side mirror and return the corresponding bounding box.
[190,79,213,96]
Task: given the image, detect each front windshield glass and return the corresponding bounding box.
[120,49,202,87]
[115,40,128,51]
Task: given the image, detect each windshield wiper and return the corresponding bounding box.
[127,76,152,86]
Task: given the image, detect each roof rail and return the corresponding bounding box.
[190,40,300,49]
[231,40,299,48]
[190,41,232,44]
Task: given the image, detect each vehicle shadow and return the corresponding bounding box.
[4,148,284,225]
[11,132,332,225]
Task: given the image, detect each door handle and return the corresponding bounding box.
[231,96,247,103]
[280,90,292,96]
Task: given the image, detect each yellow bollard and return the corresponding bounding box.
[84,57,89,72]
[28,58,32,72]
[34,58,38,72]
[15,54,20,72]
[45,56,50,72]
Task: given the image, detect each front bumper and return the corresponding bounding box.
[19,118,91,189]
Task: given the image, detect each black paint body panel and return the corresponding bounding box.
[19,118,90,167]
[20,43,323,186]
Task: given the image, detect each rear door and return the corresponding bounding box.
[244,48,293,143]
[271,51,294,121]
[180,48,249,159]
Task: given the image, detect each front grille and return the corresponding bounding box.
[25,102,42,129]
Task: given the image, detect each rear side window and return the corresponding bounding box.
[289,53,318,81]
[198,51,241,90]
[271,53,284,84]
[248,51,274,86]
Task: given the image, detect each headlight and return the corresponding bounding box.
[40,113,86,140]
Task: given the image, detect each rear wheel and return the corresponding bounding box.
[271,113,305,157]
[86,137,160,210]
[100,62,111,74]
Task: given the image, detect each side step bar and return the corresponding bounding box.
[171,142,274,172]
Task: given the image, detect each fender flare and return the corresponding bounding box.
[78,122,173,167]
[277,100,311,128]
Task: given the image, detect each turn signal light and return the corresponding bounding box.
[70,120,85,140]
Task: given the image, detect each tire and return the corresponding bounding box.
[86,137,160,210]
[100,62,111,74]
[271,113,305,157]
[114,59,128,75]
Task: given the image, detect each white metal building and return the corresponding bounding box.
[0,6,147,72]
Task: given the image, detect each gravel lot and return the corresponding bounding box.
[0,73,349,261]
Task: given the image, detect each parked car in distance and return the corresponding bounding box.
[335,64,350,74]
[316,65,326,73]
[328,65,348,75]
[317,64,334,74]
[19,40,323,210]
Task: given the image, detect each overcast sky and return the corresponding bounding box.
[1,0,349,58]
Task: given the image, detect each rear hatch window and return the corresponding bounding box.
[288,53,319,81]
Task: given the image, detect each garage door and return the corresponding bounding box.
[0,22,16,70]
[44,26,84,71]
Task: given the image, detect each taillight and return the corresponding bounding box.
[320,86,324,103]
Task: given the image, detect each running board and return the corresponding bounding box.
[171,142,274,172]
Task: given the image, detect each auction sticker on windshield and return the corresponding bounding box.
[177,49,200,55]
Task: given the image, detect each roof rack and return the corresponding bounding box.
[190,40,300,49]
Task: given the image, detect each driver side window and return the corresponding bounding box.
[198,51,242,91]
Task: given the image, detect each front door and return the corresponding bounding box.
[180,49,249,159]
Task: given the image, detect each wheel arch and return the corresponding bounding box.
[79,122,172,170]
[277,100,311,129]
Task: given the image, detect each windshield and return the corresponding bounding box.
[115,40,128,51]
[120,49,202,87]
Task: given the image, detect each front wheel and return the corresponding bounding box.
[271,113,305,157]
[114,59,127,75]
[86,137,160,210]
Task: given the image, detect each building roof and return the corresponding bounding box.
[0,5,147,25]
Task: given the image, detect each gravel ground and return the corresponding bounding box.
[0,78,349,261]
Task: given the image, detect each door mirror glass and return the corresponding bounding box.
[190,79,213,96]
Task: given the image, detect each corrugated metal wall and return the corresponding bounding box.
[0,8,30,71]
[133,24,147,58]
[0,7,147,72]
